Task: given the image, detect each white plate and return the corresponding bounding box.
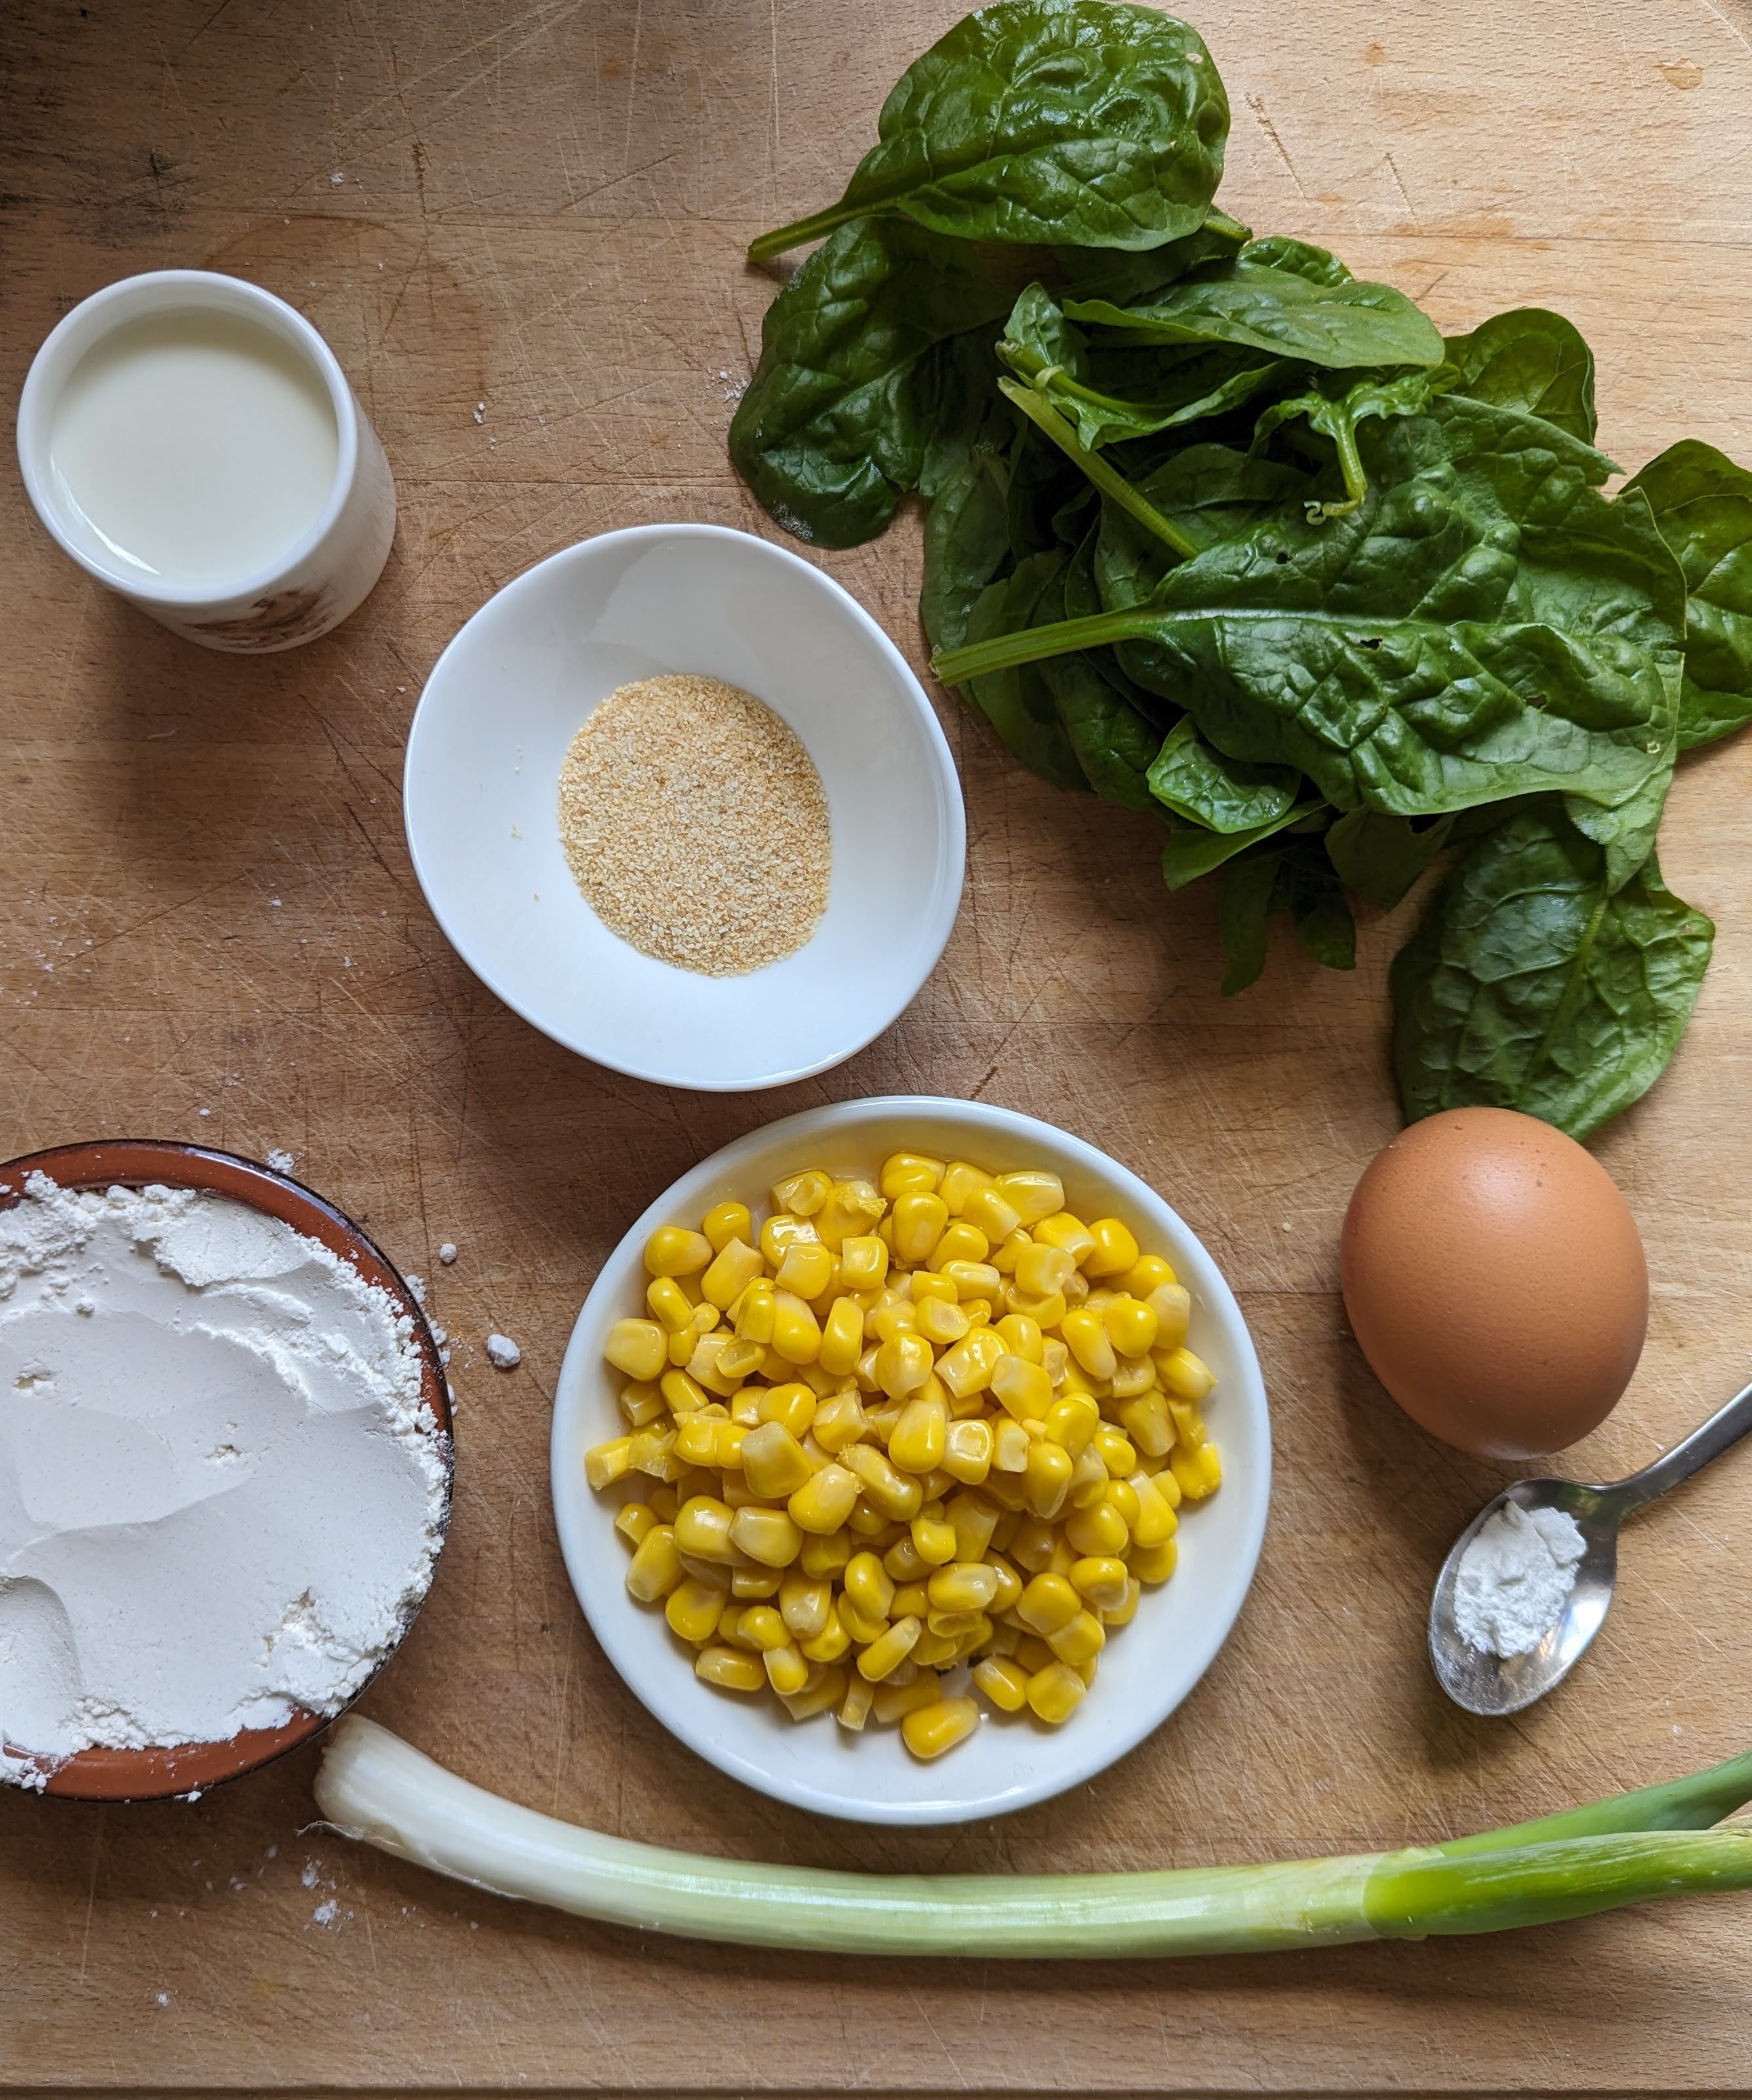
[403,525,965,1091]
[550,1097,1272,1825]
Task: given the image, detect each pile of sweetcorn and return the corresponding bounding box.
[586,1151,1221,1760]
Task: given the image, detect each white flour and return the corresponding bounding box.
[0,1176,448,1784]
[1454,1501,1587,1657]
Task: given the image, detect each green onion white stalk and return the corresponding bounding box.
[316,1718,1752,1957]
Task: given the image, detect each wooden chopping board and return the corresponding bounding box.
[5,0,1752,2089]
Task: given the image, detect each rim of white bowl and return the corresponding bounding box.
[403,524,966,1092]
[549,1095,1273,1825]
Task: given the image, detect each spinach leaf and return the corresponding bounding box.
[1052,206,1249,303]
[936,407,1686,826]
[921,442,1013,654]
[1036,531,1161,806]
[1065,245,1444,370]
[1390,805,1713,1139]
[748,1,1228,262]
[999,283,1282,450]
[1625,438,1752,750]
[1161,799,1316,892]
[1323,809,1454,907]
[729,216,1011,547]
[1147,717,1300,829]
[1442,308,1599,444]
[1218,844,1283,993]
[957,551,1090,789]
[1216,833,1353,990]
[1250,367,1444,517]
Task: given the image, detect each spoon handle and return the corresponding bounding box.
[1610,1374,1752,1515]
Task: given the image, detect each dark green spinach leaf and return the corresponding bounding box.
[1323,809,1454,907]
[957,551,1090,789]
[749,1,1227,262]
[1147,717,1300,829]
[1390,805,1713,1138]
[1065,243,1443,369]
[1625,438,1752,750]
[1442,308,1599,444]
[729,216,1010,547]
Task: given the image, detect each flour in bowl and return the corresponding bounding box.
[0,1175,448,1784]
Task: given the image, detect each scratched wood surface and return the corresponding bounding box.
[6,0,1752,2090]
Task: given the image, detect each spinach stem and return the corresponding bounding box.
[934,606,1161,686]
[998,378,1201,560]
[747,203,862,263]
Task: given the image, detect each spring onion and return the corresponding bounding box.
[315,1718,1752,1957]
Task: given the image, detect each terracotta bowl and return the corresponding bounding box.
[0,1139,453,1802]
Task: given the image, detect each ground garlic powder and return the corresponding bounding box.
[557,674,831,976]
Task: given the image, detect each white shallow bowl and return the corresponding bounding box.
[403,525,965,1090]
[550,1097,1272,1826]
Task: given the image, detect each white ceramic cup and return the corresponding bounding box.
[16,270,395,652]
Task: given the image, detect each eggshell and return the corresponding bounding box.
[1340,1107,1646,1460]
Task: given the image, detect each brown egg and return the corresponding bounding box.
[1340,1107,1646,1459]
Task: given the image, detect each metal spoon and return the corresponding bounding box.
[1430,1375,1752,1716]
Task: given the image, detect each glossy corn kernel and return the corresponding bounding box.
[911,1509,957,1566]
[837,1673,875,1730]
[880,1150,945,1198]
[671,1494,738,1562]
[1100,1577,1142,1628]
[818,1297,866,1377]
[871,1667,941,1724]
[763,1642,810,1695]
[870,1329,930,1402]
[1130,1535,1178,1583]
[816,1179,886,1250]
[625,1524,683,1602]
[972,1655,1031,1713]
[734,1604,787,1652]
[1013,1241,1076,1298]
[1060,1308,1117,1381]
[798,1526,853,1578]
[729,1564,781,1597]
[700,1238,762,1312]
[889,1391,948,1474]
[928,1213,987,1264]
[835,1233,888,1291]
[1159,1344,1215,1404]
[702,1200,753,1254]
[780,1572,831,1639]
[936,1326,1003,1398]
[728,1505,803,1568]
[618,1380,667,1429]
[665,1577,725,1644]
[1102,1294,1159,1359]
[605,1319,666,1382]
[994,1313,1044,1364]
[584,1436,635,1490]
[1064,1496,1130,1558]
[990,1353,1052,1421]
[765,1290,820,1367]
[645,1276,695,1334]
[1127,1472,1179,1547]
[1118,1390,1174,1459]
[694,1644,765,1692]
[902,1695,979,1761]
[1045,1394,1099,1455]
[774,1240,835,1301]
[892,1191,949,1267]
[1170,1440,1223,1501]
[801,1605,852,1662]
[1065,1554,1127,1614]
[914,1294,970,1348]
[738,1421,813,1500]
[1033,1213,1096,1265]
[857,1614,923,1682]
[786,1461,858,1536]
[1025,1660,1087,1724]
[928,1561,999,1613]
[645,1225,714,1277]
[1023,1438,1073,1518]
[940,1417,993,1485]
[616,1501,659,1548]
[771,1168,832,1217]
[991,1417,1031,1473]
[993,1170,1065,1227]
[960,1185,1023,1243]
[843,1440,924,1521]
[1046,1607,1106,1667]
[1083,1217,1140,1278]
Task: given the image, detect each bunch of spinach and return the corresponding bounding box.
[730,0,1751,1139]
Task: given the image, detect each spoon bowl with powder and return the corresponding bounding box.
[1430,1376,1752,1715]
